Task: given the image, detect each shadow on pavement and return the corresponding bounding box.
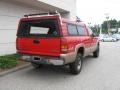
[17,55,98,80]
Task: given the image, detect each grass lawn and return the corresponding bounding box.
[0,54,29,68]
[0,54,29,73]
[0,54,18,69]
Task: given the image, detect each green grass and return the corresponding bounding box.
[0,54,18,69]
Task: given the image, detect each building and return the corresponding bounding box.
[0,0,76,55]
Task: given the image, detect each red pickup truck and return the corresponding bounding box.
[16,12,99,75]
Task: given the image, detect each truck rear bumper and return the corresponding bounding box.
[18,52,76,65]
[60,52,76,64]
[18,54,64,65]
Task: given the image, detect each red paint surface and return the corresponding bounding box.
[16,16,98,57]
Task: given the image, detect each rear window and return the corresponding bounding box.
[17,19,60,37]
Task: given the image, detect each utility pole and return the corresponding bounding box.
[105,13,110,35]
[100,24,102,35]
[99,24,103,38]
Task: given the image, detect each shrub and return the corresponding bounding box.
[0,54,18,69]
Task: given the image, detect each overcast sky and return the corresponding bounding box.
[76,0,120,25]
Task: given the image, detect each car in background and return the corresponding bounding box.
[112,34,120,41]
[100,36,117,42]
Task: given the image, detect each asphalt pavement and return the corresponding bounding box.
[0,42,120,90]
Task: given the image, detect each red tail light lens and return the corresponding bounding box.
[61,44,68,52]
[61,38,68,53]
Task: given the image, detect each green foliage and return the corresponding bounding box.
[102,19,118,30]
[91,19,120,34]
[102,29,108,34]
[0,54,18,69]
[102,21,107,30]
[91,25,100,36]
[110,19,118,28]
[118,21,120,28]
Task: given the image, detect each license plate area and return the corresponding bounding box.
[33,56,41,60]
[32,56,47,64]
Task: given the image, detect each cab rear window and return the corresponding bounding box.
[17,19,60,37]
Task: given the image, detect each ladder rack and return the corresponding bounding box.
[24,11,61,18]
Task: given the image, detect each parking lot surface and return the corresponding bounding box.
[0,42,120,90]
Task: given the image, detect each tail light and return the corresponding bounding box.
[61,44,68,52]
[61,38,68,53]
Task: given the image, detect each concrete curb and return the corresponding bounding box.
[0,63,31,77]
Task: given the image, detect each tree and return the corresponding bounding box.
[118,21,120,28]
[102,19,118,29]
[91,25,100,36]
[110,19,118,28]
[101,19,118,34]
[102,21,107,30]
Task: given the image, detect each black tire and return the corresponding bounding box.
[93,45,99,58]
[69,53,82,75]
[31,62,43,69]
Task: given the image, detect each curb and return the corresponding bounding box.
[0,63,31,77]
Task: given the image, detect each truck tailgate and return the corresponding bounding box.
[17,38,61,57]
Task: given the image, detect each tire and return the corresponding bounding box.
[69,53,82,75]
[93,45,99,58]
[31,62,43,69]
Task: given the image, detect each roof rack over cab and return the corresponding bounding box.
[23,11,62,25]
[24,11,61,18]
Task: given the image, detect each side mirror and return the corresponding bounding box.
[90,33,96,37]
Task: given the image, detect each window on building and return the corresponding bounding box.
[68,24,78,36]
[77,26,87,36]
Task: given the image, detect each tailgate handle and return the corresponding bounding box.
[33,40,40,44]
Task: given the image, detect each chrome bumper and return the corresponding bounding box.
[19,55,64,65]
[18,52,76,65]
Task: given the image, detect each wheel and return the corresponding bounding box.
[69,53,82,75]
[93,45,99,58]
[31,62,43,68]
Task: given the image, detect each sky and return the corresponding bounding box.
[76,0,120,25]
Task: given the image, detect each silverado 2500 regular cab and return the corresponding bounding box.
[16,12,100,75]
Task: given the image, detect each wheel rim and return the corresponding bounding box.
[77,57,81,70]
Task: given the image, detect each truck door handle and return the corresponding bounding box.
[33,40,40,44]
